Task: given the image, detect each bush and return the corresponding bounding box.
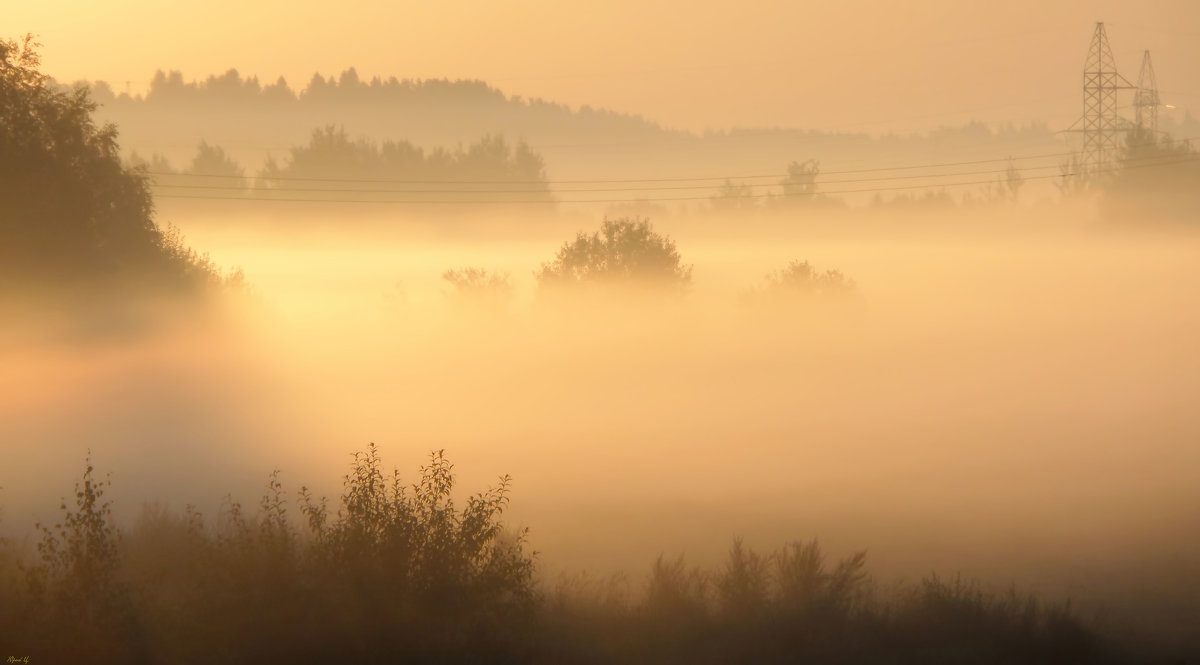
[749,260,858,302]
[442,267,515,312]
[23,454,140,662]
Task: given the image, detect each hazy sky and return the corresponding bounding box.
[8,0,1200,133]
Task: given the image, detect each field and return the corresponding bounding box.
[4,206,1198,661]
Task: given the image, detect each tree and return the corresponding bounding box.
[974,157,1024,205]
[127,151,177,176]
[768,159,843,211]
[0,35,224,295]
[780,159,820,201]
[709,179,759,213]
[185,140,245,191]
[747,260,857,303]
[535,218,692,293]
[1001,158,1025,203]
[1054,153,1092,198]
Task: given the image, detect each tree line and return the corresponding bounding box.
[138,127,552,202]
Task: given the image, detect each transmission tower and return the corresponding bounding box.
[1065,22,1135,173]
[1134,50,1160,134]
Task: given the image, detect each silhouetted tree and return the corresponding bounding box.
[709,179,759,213]
[769,159,846,211]
[185,140,246,191]
[536,218,692,293]
[780,159,820,200]
[0,36,225,295]
[973,157,1024,205]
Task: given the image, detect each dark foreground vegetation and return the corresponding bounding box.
[0,36,237,302]
[0,447,1180,665]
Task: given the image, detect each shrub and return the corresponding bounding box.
[23,453,140,662]
[750,260,858,302]
[442,267,515,312]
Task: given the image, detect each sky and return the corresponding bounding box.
[7,0,1200,133]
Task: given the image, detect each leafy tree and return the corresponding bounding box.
[780,159,820,200]
[0,35,224,295]
[535,217,692,293]
[185,140,245,190]
[709,179,759,213]
[769,159,844,211]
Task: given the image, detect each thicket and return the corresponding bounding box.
[0,448,1132,665]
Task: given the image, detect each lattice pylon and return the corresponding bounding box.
[1134,50,1160,135]
[1065,22,1135,174]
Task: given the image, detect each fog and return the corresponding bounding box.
[4,10,1200,657]
[4,206,1198,644]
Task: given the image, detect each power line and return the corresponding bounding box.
[149,163,1067,194]
[146,142,1200,195]
[151,153,1199,205]
[123,121,1069,159]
